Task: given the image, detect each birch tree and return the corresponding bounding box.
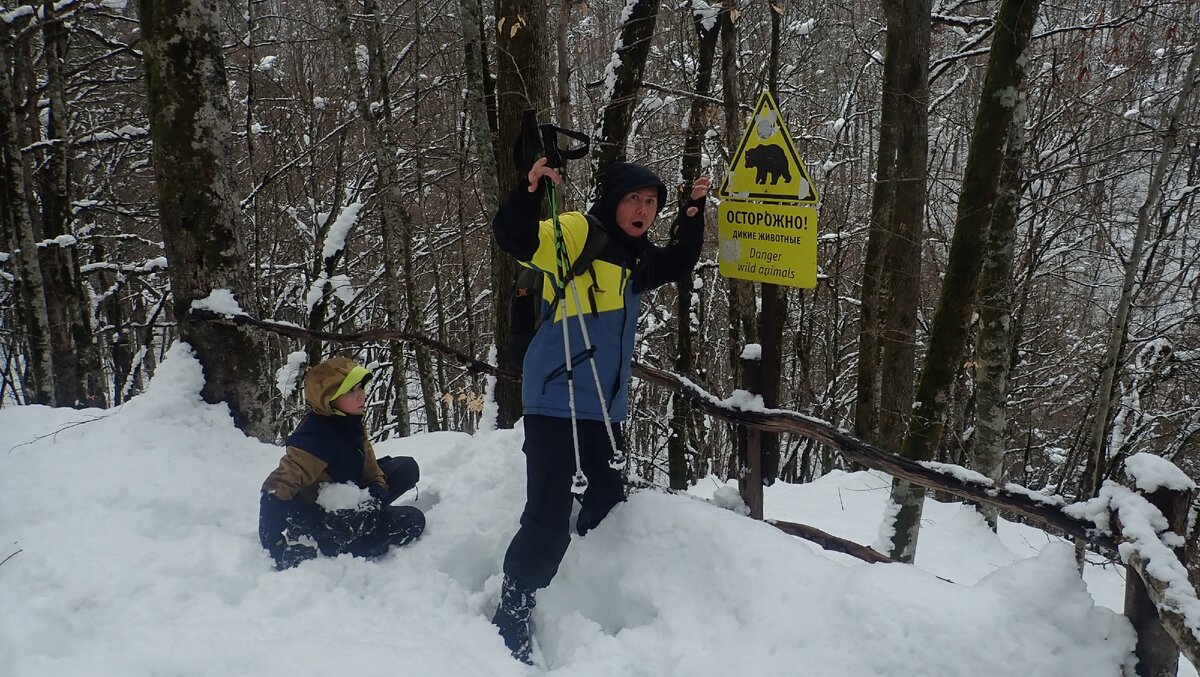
[968,83,1028,530]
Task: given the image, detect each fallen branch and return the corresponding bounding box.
[769,519,898,565]
[627,477,898,567]
[190,309,514,380]
[200,311,1200,659]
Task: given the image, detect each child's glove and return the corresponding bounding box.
[258,492,289,550]
[367,483,388,503]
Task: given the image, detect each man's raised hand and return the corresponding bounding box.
[527,156,563,192]
[686,176,711,217]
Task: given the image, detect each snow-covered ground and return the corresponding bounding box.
[1,344,1193,676]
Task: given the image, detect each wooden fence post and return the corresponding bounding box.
[1126,483,1193,677]
[738,353,764,520]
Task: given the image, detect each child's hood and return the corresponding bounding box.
[303,357,371,416]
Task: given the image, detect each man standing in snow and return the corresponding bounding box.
[258,356,425,569]
[490,157,710,663]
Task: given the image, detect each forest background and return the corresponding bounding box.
[1,0,1197,567]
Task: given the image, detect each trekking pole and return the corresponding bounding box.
[523,114,587,494]
[527,112,624,484]
[543,179,589,495]
[562,271,626,470]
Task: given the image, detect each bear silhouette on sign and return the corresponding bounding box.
[743,143,792,185]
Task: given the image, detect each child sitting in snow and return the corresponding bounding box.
[258,356,425,570]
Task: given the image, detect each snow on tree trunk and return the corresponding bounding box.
[968,59,1032,531]
[589,0,661,190]
[137,0,273,441]
[886,0,1043,562]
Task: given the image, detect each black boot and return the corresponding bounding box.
[491,575,536,665]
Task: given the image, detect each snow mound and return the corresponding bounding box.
[0,345,1147,676]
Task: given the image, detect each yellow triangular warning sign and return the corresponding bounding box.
[717,90,819,205]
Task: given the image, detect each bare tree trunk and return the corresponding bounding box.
[886,0,1042,562]
[400,205,442,432]
[668,0,720,490]
[491,0,551,427]
[0,28,54,405]
[853,23,902,448]
[93,241,134,405]
[138,0,273,440]
[720,0,757,477]
[759,0,785,485]
[871,0,932,558]
[403,1,442,432]
[874,0,929,454]
[1080,40,1200,502]
[453,103,483,423]
[242,0,261,320]
[458,0,500,213]
[456,18,494,415]
[38,0,103,407]
[432,254,450,427]
[554,0,574,128]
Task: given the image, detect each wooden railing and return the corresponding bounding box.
[634,362,1199,677]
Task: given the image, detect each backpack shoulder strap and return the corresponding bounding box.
[569,214,607,279]
[534,213,606,323]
